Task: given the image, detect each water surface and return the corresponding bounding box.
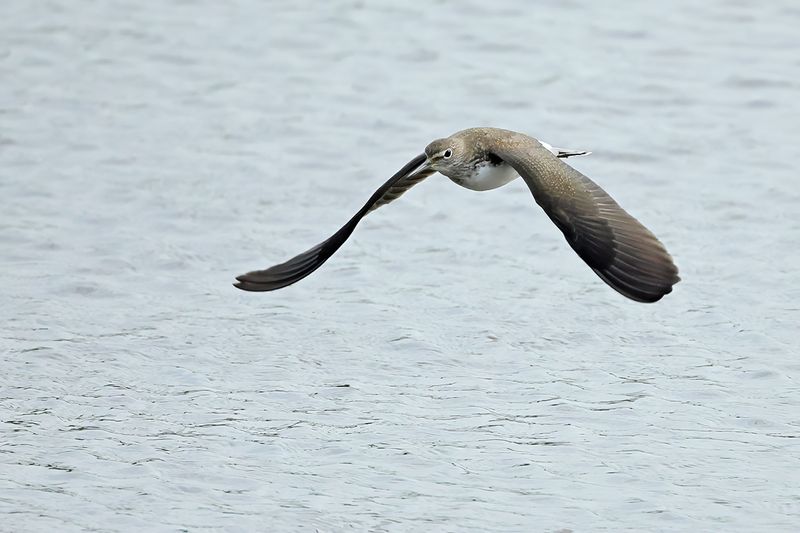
[1,1,799,531]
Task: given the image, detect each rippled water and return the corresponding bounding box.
[2,1,799,531]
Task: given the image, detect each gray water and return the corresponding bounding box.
[1,1,799,531]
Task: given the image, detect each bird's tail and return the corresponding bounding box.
[555,147,591,158]
[538,140,591,159]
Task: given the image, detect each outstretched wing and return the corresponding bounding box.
[492,136,679,303]
[234,154,434,292]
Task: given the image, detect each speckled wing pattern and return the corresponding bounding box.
[491,135,679,302]
[234,154,433,292]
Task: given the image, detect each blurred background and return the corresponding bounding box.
[1,0,798,531]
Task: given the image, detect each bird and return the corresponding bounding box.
[234,127,679,303]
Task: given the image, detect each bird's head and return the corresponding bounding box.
[423,136,469,178]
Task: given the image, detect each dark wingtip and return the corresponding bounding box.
[233,281,272,292]
[591,250,680,303]
[233,279,262,292]
[232,267,304,292]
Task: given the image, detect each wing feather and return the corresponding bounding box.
[491,135,679,303]
[235,154,434,292]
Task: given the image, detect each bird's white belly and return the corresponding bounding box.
[454,162,520,191]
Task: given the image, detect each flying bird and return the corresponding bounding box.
[235,127,679,302]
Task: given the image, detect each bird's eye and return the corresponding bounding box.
[443,149,453,159]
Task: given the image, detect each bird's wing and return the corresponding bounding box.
[490,135,679,303]
[235,154,435,292]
